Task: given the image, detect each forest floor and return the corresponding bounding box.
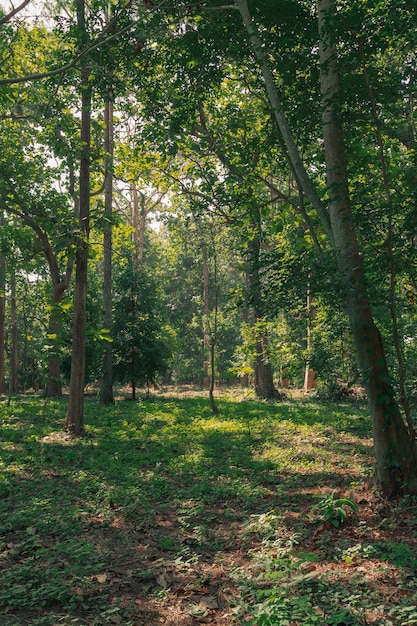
[1,387,417,625]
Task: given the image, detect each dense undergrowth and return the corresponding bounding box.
[1,388,417,625]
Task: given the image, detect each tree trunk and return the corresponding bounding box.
[9,264,18,395]
[318,0,417,495]
[304,283,316,392]
[247,234,279,400]
[65,0,91,435]
[44,292,63,397]
[238,0,417,494]
[235,0,333,243]
[209,336,218,414]
[131,183,140,251]
[202,243,210,388]
[100,97,114,405]
[0,253,6,394]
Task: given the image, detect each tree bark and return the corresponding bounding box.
[0,253,6,394]
[247,234,279,400]
[202,243,210,388]
[65,0,91,435]
[44,284,65,397]
[100,97,115,405]
[318,0,417,495]
[9,264,18,395]
[304,283,316,392]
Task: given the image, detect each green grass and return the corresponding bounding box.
[0,391,416,625]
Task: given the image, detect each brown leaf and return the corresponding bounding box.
[95,573,107,583]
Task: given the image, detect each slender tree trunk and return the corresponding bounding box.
[0,253,6,394]
[209,336,218,414]
[138,192,147,262]
[131,183,140,251]
[202,243,210,388]
[44,281,68,397]
[9,264,18,395]
[304,282,316,392]
[100,97,114,405]
[235,0,333,243]
[45,311,63,397]
[318,0,417,495]
[65,0,91,435]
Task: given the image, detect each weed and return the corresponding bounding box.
[310,491,358,528]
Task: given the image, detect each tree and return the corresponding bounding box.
[235,0,417,495]
[317,0,417,494]
[99,96,115,405]
[65,0,92,435]
[112,253,172,399]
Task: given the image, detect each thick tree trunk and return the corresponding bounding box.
[100,98,114,405]
[65,0,90,435]
[253,332,276,399]
[247,235,279,400]
[318,0,417,495]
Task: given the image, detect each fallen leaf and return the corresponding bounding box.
[95,573,107,583]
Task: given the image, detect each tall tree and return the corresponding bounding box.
[235,0,417,495]
[65,0,92,434]
[317,0,417,494]
[99,97,115,405]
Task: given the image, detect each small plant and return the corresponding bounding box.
[310,491,358,528]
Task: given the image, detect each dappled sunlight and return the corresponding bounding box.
[1,394,416,624]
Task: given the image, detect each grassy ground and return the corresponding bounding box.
[1,388,417,625]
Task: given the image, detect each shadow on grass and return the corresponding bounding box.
[0,393,379,625]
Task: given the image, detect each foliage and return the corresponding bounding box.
[0,392,417,624]
[112,253,173,392]
[310,491,358,528]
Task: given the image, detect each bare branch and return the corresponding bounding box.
[0,0,32,26]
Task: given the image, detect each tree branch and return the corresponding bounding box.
[0,0,32,26]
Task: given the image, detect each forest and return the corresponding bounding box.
[1,0,417,624]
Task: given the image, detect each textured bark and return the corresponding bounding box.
[318,0,417,495]
[247,235,279,400]
[100,98,114,405]
[65,0,91,435]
